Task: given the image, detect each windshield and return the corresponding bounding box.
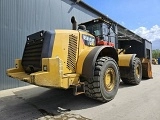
[86,24,102,36]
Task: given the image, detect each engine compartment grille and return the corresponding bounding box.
[22,31,45,73]
[67,34,78,72]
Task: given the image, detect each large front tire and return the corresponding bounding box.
[84,57,120,102]
[121,57,142,85]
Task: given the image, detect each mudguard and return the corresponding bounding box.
[118,54,136,67]
[78,46,118,79]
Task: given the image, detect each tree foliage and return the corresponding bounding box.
[152,49,160,59]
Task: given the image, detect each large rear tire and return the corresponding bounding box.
[84,57,120,102]
[121,57,142,85]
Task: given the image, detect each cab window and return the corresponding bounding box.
[86,24,102,36]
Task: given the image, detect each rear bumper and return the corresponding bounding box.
[6,58,71,89]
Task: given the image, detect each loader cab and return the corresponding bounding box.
[79,18,117,47]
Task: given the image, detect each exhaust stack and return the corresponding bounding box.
[71,16,77,30]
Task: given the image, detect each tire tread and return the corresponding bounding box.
[85,57,119,102]
[121,57,142,85]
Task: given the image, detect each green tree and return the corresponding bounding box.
[152,49,160,59]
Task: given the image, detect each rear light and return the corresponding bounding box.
[15,64,18,68]
[43,65,48,71]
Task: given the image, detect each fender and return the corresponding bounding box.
[118,54,136,67]
[77,46,118,79]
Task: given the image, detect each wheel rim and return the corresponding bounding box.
[104,68,115,91]
[136,64,140,78]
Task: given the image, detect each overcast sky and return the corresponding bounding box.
[83,0,160,43]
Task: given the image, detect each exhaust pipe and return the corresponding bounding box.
[71,16,77,30]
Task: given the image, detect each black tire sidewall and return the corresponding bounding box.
[99,59,120,100]
[133,58,142,84]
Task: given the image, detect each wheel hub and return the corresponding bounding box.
[104,68,115,91]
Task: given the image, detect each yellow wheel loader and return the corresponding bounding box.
[6,17,151,102]
[152,58,158,65]
[7,24,120,103]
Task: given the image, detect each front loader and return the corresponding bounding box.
[7,17,120,102]
[6,17,152,102]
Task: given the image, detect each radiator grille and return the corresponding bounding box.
[22,31,44,73]
[67,34,78,72]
